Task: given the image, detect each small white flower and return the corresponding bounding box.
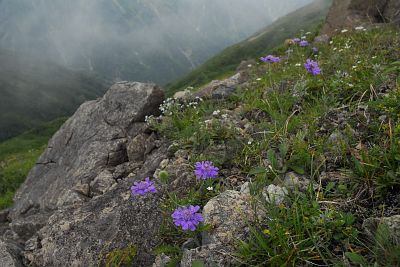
[256,78,262,81]
[248,140,252,145]
[212,110,221,116]
[355,26,364,31]
[207,186,213,191]
[306,32,312,35]
[348,83,354,87]
[247,64,252,68]
[372,56,377,59]
[295,63,301,67]
[329,41,334,45]
[339,49,344,52]
[341,29,348,33]
[333,47,337,51]
[221,114,228,119]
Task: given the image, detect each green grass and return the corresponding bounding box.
[0,118,65,208]
[149,25,400,265]
[165,0,332,96]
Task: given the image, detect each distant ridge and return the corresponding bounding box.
[166,0,332,95]
[0,49,107,141]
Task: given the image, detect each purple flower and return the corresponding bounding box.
[304,59,321,75]
[299,40,309,47]
[312,47,319,53]
[172,205,204,231]
[131,177,157,196]
[260,55,280,63]
[293,38,301,43]
[194,161,219,180]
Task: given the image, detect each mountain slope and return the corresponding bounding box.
[166,0,332,94]
[0,49,107,141]
[0,0,312,84]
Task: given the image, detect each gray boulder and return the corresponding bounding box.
[10,82,163,221]
[25,181,163,267]
[4,81,168,266]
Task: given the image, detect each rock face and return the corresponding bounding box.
[322,0,400,35]
[3,82,168,266]
[0,240,23,267]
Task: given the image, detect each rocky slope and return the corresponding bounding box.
[0,0,399,266]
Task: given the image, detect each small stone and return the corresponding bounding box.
[152,253,171,267]
[240,182,250,194]
[263,185,288,205]
[159,159,169,169]
[73,182,90,196]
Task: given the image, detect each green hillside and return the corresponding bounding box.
[166,0,332,95]
[0,118,66,208]
[150,25,400,265]
[0,49,107,141]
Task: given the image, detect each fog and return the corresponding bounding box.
[0,0,313,83]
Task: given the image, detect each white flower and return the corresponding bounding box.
[295,63,301,67]
[329,41,333,45]
[248,140,252,145]
[372,56,377,59]
[256,78,262,81]
[348,83,354,87]
[247,64,252,68]
[212,110,221,116]
[355,26,365,31]
[207,186,213,191]
[221,114,228,119]
[341,29,348,33]
[306,32,312,35]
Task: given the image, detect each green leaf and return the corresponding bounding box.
[325,181,335,192]
[192,260,206,267]
[345,252,368,265]
[289,164,305,175]
[249,167,267,176]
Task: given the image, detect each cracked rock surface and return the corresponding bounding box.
[2,82,166,266]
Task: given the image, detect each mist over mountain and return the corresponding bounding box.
[0,0,312,84]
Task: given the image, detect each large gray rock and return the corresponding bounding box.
[24,181,163,267]
[10,82,164,221]
[4,82,167,265]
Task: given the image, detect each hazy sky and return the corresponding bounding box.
[0,0,313,82]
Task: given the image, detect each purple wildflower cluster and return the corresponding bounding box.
[194,161,219,180]
[304,59,321,75]
[171,205,204,231]
[130,177,157,196]
[299,40,309,47]
[260,55,280,63]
